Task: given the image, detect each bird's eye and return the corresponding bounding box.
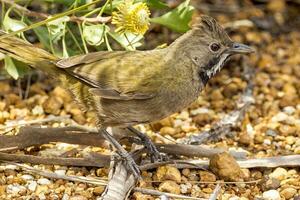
[209,43,221,52]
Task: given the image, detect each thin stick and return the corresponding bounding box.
[1,0,111,24]
[134,188,206,200]
[209,184,221,200]
[0,115,70,130]
[3,161,107,185]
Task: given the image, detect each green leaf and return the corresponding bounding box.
[38,0,86,6]
[150,0,195,33]
[4,56,30,80]
[109,32,143,50]
[142,0,168,9]
[3,10,27,33]
[83,24,109,46]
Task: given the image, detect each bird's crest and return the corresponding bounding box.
[192,15,231,44]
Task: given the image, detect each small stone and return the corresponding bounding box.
[294,195,300,200]
[182,168,190,177]
[159,127,177,136]
[69,108,86,124]
[42,96,63,115]
[239,132,252,145]
[69,195,88,200]
[280,188,297,199]
[260,176,280,190]
[55,169,66,176]
[279,125,296,136]
[193,113,213,126]
[0,185,6,195]
[6,184,26,194]
[286,136,296,145]
[158,180,180,194]
[294,146,300,154]
[180,182,192,194]
[27,181,37,192]
[209,152,244,181]
[269,167,288,181]
[37,178,51,185]
[199,171,216,182]
[93,186,105,195]
[283,106,296,115]
[132,192,154,200]
[62,194,70,200]
[156,165,181,183]
[21,174,34,181]
[35,185,48,195]
[262,190,280,200]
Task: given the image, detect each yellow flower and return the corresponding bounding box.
[112,0,150,35]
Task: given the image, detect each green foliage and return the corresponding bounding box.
[150,0,194,33]
[0,0,195,79]
[4,56,30,80]
[83,24,108,46]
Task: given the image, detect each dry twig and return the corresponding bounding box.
[2,0,112,23]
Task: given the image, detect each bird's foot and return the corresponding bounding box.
[143,138,169,162]
[127,126,169,162]
[113,151,141,179]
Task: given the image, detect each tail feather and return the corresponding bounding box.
[0,30,58,74]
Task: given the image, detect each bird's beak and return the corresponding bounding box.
[228,42,255,54]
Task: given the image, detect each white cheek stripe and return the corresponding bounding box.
[207,54,229,78]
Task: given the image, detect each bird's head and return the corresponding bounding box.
[176,15,254,84]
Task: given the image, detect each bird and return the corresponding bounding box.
[0,15,254,178]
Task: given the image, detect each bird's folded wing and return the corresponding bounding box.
[55,51,161,100]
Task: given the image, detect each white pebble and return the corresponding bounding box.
[263,139,271,145]
[27,181,37,191]
[262,190,280,200]
[21,174,34,181]
[55,169,66,176]
[62,194,70,200]
[283,106,296,115]
[37,178,52,185]
[6,184,26,194]
[271,112,288,122]
[269,167,288,181]
[39,193,46,200]
[229,197,239,200]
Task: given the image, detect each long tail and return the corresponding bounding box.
[0,30,61,76]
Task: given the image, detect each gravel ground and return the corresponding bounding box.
[0,0,300,199]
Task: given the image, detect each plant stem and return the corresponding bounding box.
[0,0,103,39]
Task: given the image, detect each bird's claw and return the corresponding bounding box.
[144,139,169,162]
[116,152,141,179]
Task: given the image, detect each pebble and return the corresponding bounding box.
[27,181,37,192]
[156,165,181,183]
[62,194,70,200]
[37,178,52,185]
[158,181,180,194]
[55,169,67,176]
[6,184,26,194]
[21,174,34,181]
[93,186,105,196]
[159,127,177,136]
[180,182,192,194]
[260,177,280,190]
[199,171,216,182]
[283,106,296,115]
[269,168,288,181]
[239,132,252,145]
[262,190,281,200]
[280,188,297,199]
[209,152,244,181]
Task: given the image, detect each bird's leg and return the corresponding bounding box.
[99,128,141,179]
[127,126,168,162]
